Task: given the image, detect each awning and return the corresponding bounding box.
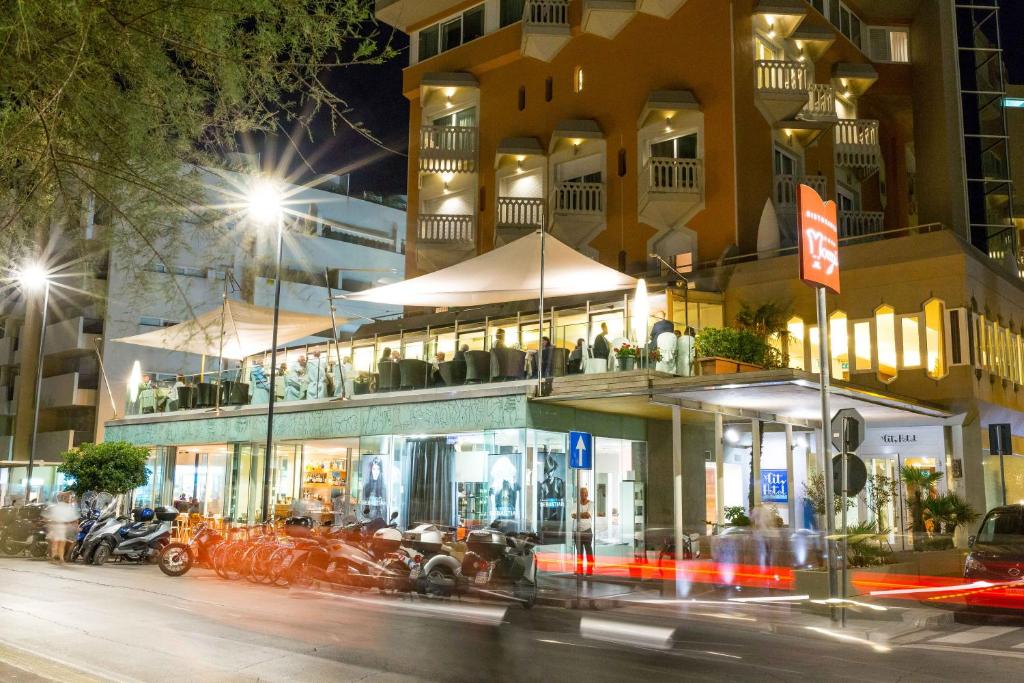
[114,300,338,360]
[343,231,638,308]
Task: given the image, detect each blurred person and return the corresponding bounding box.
[571,486,594,576]
[249,360,270,404]
[340,356,354,398]
[568,338,585,374]
[751,504,774,567]
[592,322,610,360]
[379,347,392,364]
[276,363,288,400]
[494,328,507,349]
[306,350,327,400]
[174,493,190,512]
[44,491,78,564]
[534,337,553,378]
[453,344,469,363]
[390,349,401,362]
[284,359,304,401]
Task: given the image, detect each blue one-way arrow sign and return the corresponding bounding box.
[569,431,593,470]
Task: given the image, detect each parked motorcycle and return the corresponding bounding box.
[78,497,125,564]
[158,521,225,577]
[320,513,411,591]
[0,504,49,558]
[91,506,178,565]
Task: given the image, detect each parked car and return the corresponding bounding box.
[963,504,1024,614]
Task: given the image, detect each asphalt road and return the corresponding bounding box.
[1,557,1022,682]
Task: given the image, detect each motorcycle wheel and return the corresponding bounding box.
[93,543,113,566]
[267,547,292,587]
[1,537,21,556]
[514,581,538,610]
[30,541,48,559]
[377,559,410,593]
[159,543,193,577]
[426,566,454,597]
[222,545,244,581]
[69,542,82,563]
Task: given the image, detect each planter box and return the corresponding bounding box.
[696,356,763,376]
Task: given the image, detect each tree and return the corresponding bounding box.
[57,441,150,496]
[0,0,396,275]
[865,472,898,534]
[900,465,944,535]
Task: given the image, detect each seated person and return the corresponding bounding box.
[568,338,586,374]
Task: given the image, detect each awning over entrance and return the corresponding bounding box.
[343,231,637,308]
[114,300,339,360]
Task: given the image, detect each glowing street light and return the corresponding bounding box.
[17,262,53,500]
[18,263,50,292]
[246,180,284,225]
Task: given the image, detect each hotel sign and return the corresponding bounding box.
[798,184,840,294]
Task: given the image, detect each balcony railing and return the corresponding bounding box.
[755,60,809,95]
[799,84,838,122]
[552,182,605,215]
[497,197,545,229]
[645,157,703,194]
[774,174,828,207]
[839,210,885,237]
[417,214,476,243]
[524,0,569,27]
[835,119,880,169]
[419,125,478,173]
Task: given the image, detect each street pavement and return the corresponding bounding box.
[1,557,1022,682]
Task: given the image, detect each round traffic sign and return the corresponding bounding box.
[832,453,867,497]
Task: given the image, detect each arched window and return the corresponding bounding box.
[923,299,947,379]
[573,66,585,93]
[875,304,897,383]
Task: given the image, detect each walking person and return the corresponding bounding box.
[571,486,595,576]
[45,491,78,564]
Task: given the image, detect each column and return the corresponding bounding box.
[714,413,725,527]
[751,419,762,507]
[785,424,797,526]
[672,405,684,560]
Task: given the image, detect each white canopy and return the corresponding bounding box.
[345,231,637,307]
[114,300,338,360]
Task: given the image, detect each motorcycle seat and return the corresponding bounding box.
[123,525,157,539]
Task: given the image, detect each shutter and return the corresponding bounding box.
[867,27,890,62]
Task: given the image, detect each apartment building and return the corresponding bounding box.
[0,166,406,503]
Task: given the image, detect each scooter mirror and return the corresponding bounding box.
[390,511,399,521]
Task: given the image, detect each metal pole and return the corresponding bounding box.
[324,269,346,399]
[575,466,581,605]
[841,416,849,628]
[262,215,284,523]
[214,272,228,412]
[816,286,838,622]
[93,338,119,419]
[672,405,684,562]
[26,281,50,500]
[538,229,546,386]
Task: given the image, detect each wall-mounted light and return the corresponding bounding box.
[665,116,674,133]
[440,171,454,192]
[725,428,740,444]
[446,95,454,108]
[767,23,777,39]
[516,156,524,173]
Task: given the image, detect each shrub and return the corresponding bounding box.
[695,327,784,369]
[57,441,150,496]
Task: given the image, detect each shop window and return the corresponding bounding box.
[573,66,585,94]
[853,321,872,371]
[830,310,849,380]
[875,305,897,382]
[901,315,922,368]
[924,299,946,379]
[787,316,805,370]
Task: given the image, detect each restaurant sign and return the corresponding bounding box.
[798,184,840,294]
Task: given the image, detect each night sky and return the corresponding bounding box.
[268,7,1024,199]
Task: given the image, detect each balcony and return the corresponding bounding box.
[639,157,704,228]
[581,0,637,39]
[754,60,811,124]
[419,125,478,174]
[496,197,545,245]
[522,0,571,62]
[43,316,102,358]
[637,0,687,18]
[36,429,93,462]
[834,119,880,172]
[417,214,476,244]
[839,210,885,238]
[550,182,606,254]
[38,372,98,410]
[773,174,829,245]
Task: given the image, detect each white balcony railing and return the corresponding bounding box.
[645,157,703,194]
[755,60,809,95]
[497,197,545,228]
[839,210,885,237]
[524,0,569,27]
[774,174,828,207]
[417,214,475,243]
[835,119,880,169]
[799,84,838,122]
[552,182,605,215]
[419,125,478,173]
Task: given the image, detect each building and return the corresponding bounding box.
[0,165,406,504]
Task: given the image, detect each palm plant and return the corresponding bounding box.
[944,492,980,532]
[922,494,954,534]
[900,465,944,535]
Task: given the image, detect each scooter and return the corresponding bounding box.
[78,497,126,564]
[320,513,411,591]
[0,504,49,558]
[158,521,225,577]
[92,506,178,565]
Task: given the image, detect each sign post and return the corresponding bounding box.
[829,408,866,627]
[569,431,593,606]
[798,184,841,623]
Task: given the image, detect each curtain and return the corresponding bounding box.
[403,437,456,527]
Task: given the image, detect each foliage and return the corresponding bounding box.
[803,469,855,517]
[0,0,396,277]
[900,465,944,534]
[57,441,150,496]
[923,491,979,535]
[694,327,785,369]
[723,506,751,526]
[843,520,894,568]
[648,347,663,363]
[733,301,792,366]
[945,491,980,531]
[614,343,638,359]
[866,473,899,534]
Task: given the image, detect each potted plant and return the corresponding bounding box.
[614,343,638,371]
[693,327,784,375]
[648,347,663,365]
[723,505,751,527]
[900,465,944,550]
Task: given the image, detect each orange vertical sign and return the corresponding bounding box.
[798,184,840,294]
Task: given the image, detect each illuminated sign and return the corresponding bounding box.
[798,184,840,294]
[761,470,789,504]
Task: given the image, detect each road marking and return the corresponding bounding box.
[580,616,675,650]
[930,626,1019,644]
[903,643,1024,660]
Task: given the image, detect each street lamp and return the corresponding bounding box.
[247,180,284,524]
[18,262,52,502]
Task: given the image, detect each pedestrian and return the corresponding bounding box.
[44,491,77,564]
[571,486,595,576]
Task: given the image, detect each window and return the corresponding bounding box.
[433,107,477,128]
[876,305,897,382]
[573,66,585,94]
[901,315,921,368]
[651,133,698,160]
[830,311,849,380]
[500,0,526,28]
[617,149,627,177]
[774,145,799,177]
[853,321,872,371]
[866,27,910,63]
[417,4,485,61]
[948,309,965,365]
[787,317,805,370]
[756,34,780,61]
[518,86,526,111]
[545,77,553,102]
[924,300,946,379]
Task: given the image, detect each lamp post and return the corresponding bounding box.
[247,180,284,524]
[19,263,52,502]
